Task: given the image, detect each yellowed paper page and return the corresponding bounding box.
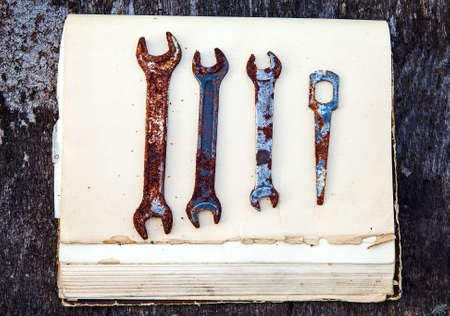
[59,15,393,244]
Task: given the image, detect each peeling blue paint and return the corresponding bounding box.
[186,48,228,228]
[309,70,339,205]
[247,52,281,211]
[316,158,326,198]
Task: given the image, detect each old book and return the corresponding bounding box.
[54,15,401,305]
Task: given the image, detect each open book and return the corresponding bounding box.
[55,15,401,304]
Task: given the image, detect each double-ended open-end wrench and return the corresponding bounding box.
[308,70,339,205]
[133,32,182,239]
[247,52,282,211]
[186,48,229,228]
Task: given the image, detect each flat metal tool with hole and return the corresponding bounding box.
[308,70,339,205]
[133,32,182,239]
[186,48,229,228]
[247,52,282,211]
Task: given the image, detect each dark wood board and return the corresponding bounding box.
[0,0,447,315]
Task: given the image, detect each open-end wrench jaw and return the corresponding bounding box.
[250,186,279,211]
[134,196,173,239]
[186,194,221,229]
[192,48,229,79]
[246,51,282,82]
[136,32,182,75]
[247,51,282,211]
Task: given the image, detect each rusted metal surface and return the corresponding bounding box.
[186,48,229,228]
[133,32,182,239]
[246,52,281,211]
[308,70,339,205]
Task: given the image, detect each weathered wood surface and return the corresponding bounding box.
[0,0,447,315]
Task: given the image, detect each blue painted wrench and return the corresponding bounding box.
[247,52,282,211]
[186,49,229,228]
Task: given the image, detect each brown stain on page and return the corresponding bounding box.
[97,258,121,264]
[103,235,136,245]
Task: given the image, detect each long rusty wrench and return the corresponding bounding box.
[247,52,282,211]
[186,48,229,228]
[133,32,182,239]
[308,70,339,205]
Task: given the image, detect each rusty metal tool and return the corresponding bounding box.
[308,70,339,205]
[247,52,282,211]
[186,48,229,228]
[133,32,182,239]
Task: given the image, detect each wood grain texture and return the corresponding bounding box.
[0,0,447,315]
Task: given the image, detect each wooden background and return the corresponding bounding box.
[0,0,447,315]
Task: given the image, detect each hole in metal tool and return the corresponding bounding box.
[315,80,333,103]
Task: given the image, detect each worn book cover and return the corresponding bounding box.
[54,15,401,304]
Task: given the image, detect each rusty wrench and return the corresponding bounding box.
[247,52,282,211]
[133,32,182,239]
[186,48,229,228]
[308,70,339,205]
